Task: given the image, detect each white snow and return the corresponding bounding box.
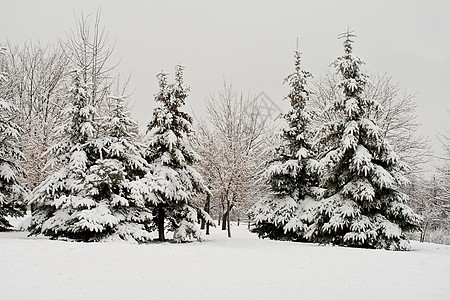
[1,224,449,300]
[352,145,373,176]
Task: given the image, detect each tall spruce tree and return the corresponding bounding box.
[29,70,99,240]
[89,96,155,242]
[251,44,317,240]
[143,65,212,242]
[29,71,152,242]
[309,29,421,250]
[0,46,26,230]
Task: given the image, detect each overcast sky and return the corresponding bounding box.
[2,0,450,161]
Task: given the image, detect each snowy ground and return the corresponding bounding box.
[1,222,449,300]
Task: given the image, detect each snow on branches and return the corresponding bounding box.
[0,46,27,230]
[309,28,421,250]
[251,30,421,250]
[250,43,318,241]
[142,65,212,242]
[29,71,154,242]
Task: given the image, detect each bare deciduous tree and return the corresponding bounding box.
[192,83,274,237]
[62,9,118,107]
[1,41,69,190]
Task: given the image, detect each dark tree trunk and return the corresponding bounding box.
[221,199,234,235]
[420,222,428,243]
[157,204,166,242]
[200,219,205,230]
[220,199,225,229]
[222,213,227,230]
[201,193,211,230]
[201,193,211,235]
[206,220,210,235]
[221,196,226,230]
[227,199,232,238]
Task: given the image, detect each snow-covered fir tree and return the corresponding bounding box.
[251,44,317,240]
[0,46,26,230]
[142,65,212,242]
[309,29,421,250]
[88,95,156,242]
[29,70,153,242]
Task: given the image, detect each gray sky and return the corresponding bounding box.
[2,0,450,163]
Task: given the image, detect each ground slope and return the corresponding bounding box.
[1,225,449,299]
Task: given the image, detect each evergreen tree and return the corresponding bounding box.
[251,44,317,240]
[29,70,95,239]
[309,29,421,250]
[0,46,26,231]
[29,70,152,242]
[89,95,155,242]
[143,65,212,242]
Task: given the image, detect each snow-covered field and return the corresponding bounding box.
[1,223,449,300]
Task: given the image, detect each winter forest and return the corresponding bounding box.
[1,9,450,299]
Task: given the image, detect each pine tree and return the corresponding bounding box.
[0,46,26,231]
[251,43,317,240]
[29,70,101,240]
[142,65,212,242]
[309,29,421,250]
[29,70,153,242]
[88,96,155,242]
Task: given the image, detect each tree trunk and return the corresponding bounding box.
[222,213,227,230]
[201,219,205,230]
[201,193,211,235]
[420,222,428,243]
[221,196,226,230]
[227,199,232,238]
[157,204,165,242]
[221,198,234,236]
[206,220,210,236]
[201,194,210,230]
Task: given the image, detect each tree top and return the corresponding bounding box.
[338,27,357,54]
